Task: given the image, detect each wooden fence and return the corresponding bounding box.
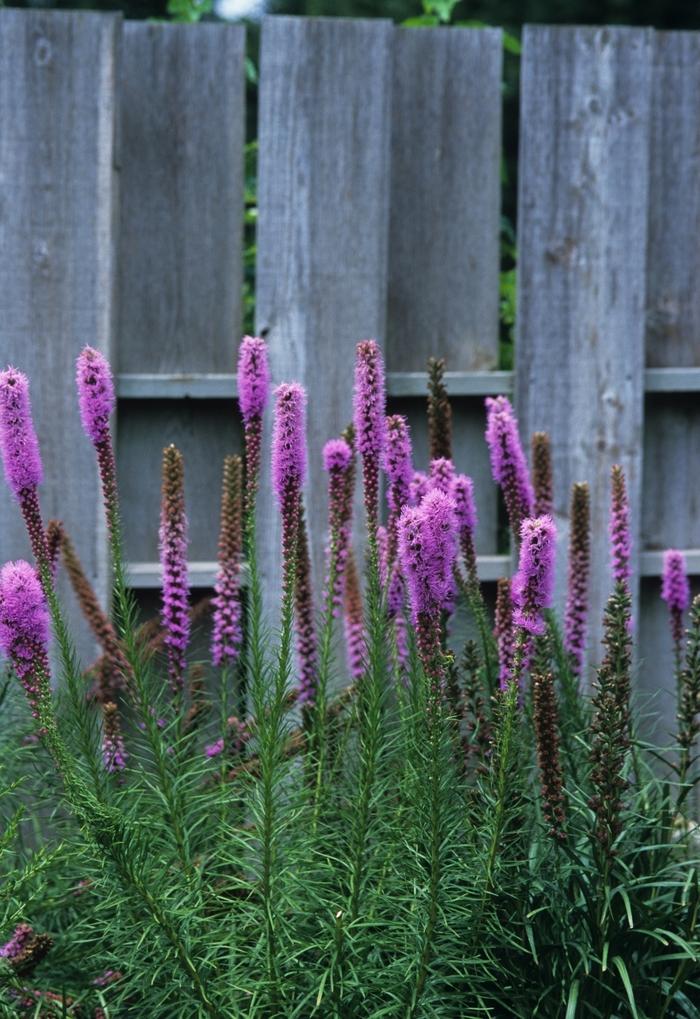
[0,10,698,741]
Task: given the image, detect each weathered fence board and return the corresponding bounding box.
[516,25,653,672]
[255,15,394,602]
[117,21,245,374]
[387,26,502,558]
[0,9,120,662]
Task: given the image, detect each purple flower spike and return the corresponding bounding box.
[485,396,534,539]
[272,383,307,510]
[102,701,128,775]
[323,438,352,473]
[0,368,43,498]
[429,457,455,495]
[237,336,270,425]
[452,473,478,584]
[564,483,590,677]
[0,560,51,721]
[322,437,353,616]
[610,465,631,588]
[384,415,413,515]
[159,446,190,693]
[662,549,690,651]
[0,924,34,960]
[344,549,365,681]
[512,515,556,636]
[76,347,115,446]
[410,470,430,507]
[211,456,243,668]
[398,490,458,621]
[353,340,386,535]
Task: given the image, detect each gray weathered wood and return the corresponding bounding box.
[646,32,700,367]
[0,9,120,663]
[117,21,245,373]
[516,25,653,672]
[255,15,393,608]
[117,401,243,564]
[387,27,502,373]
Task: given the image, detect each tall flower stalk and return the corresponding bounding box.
[485,396,534,543]
[0,368,49,570]
[0,560,52,727]
[610,464,632,592]
[495,577,515,692]
[343,548,365,681]
[76,347,119,543]
[322,437,354,614]
[531,431,553,518]
[353,340,386,545]
[237,336,270,520]
[159,445,190,695]
[661,549,690,678]
[211,455,244,669]
[294,506,318,709]
[564,482,590,679]
[427,356,452,461]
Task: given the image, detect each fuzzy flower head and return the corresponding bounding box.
[353,340,386,460]
[398,489,458,619]
[610,465,631,586]
[75,347,115,446]
[323,438,352,473]
[0,560,50,666]
[272,383,307,508]
[452,474,477,533]
[0,368,43,498]
[485,396,534,530]
[512,515,556,635]
[237,336,270,425]
[384,415,413,512]
[429,457,455,495]
[661,549,690,616]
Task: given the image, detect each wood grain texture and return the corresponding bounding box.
[117,401,243,563]
[0,9,119,663]
[516,25,653,667]
[387,27,501,373]
[646,32,700,368]
[255,16,393,607]
[117,21,245,373]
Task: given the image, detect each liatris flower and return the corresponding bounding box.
[410,470,429,507]
[397,490,458,704]
[589,583,633,857]
[295,507,318,707]
[211,455,244,668]
[102,700,127,775]
[384,414,413,522]
[344,548,365,681]
[429,457,455,495]
[322,437,353,614]
[0,923,34,960]
[564,483,590,678]
[59,525,129,693]
[0,560,51,722]
[661,549,690,662]
[75,347,119,539]
[0,368,49,568]
[494,577,515,691]
[353,340,385,538]
[532,670,566,840]
[512,516,556,637]
[610,464,631,588]
[272,383,307,600]
[205,737,225,758]
[237,336,270,516]
[452,474,478,585]
[427,356,452,461]
[531,432,553,517]
[3,930,53,976]
[159,445,190,694]
[485,396,534,541]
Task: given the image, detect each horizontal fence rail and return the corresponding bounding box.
[0,11,698,740]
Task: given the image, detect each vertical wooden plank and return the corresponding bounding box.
[255,16,393,603]
[387,27,503,559]
[516,26,653,671]
[117,21,246,373]
[646,32,700,368]
[387,27,502,374]
[0,9,120,662]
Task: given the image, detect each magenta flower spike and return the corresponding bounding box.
[512,515,556,637]
[272,383,307,599]
[75,347,119,540]
[353,340,386,539]
[452,473,478,585]
[0,368,49,569]
[0,560,51,723]
[485,396,534,541]
[0,924,34,960]
[237,336,270,516]
[429,457,455,495]
[494,578,515,691]
[344,549,365,681]
[564,482,590,678]
[211,457,244,668]
[159,446,190,694]
[610,465,631,589]
[384,415,413,516]
[322,437,353,615]
[101,701,128,776]
[410,470,430,507]
[295,508,318,708]
[661,549,690,654]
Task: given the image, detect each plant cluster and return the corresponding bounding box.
[0,341,697,1017]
